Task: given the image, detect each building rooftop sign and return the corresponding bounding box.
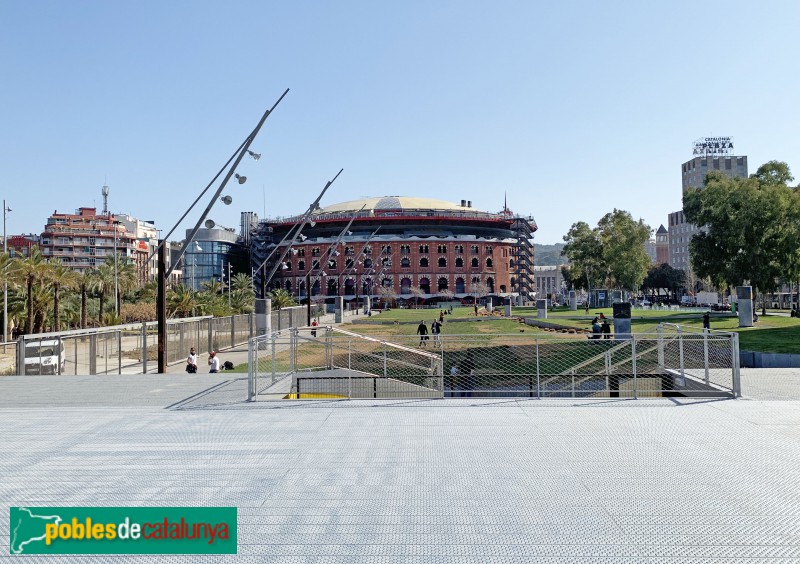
[693,136,734,156]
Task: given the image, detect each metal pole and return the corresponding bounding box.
[165,89,289,281]
[306,271,312,326]
[157,239,167,373]
[113,220,118,316]
[3,200,8,343]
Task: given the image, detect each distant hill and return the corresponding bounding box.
[535,243,567,266]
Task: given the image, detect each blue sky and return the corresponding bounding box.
[2,1,798,244]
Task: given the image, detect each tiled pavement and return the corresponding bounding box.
[1,370,800,562]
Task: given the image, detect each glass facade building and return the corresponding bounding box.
[183,227,247,291]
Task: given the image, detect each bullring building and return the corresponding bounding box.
[251,196,537,305]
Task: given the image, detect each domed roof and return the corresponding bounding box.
[318,196,477,214]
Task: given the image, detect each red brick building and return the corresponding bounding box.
[253,196,536,304]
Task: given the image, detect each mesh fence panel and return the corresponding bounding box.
[250,326,738,400]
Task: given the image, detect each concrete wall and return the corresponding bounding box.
[740,351,800,368]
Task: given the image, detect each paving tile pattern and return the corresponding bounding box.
[2,373,800,562]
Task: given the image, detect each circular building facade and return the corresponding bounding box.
[252,196,536,304]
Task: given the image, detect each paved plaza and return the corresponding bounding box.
[1,369,800,562]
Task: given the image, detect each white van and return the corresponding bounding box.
[24,338,66,375]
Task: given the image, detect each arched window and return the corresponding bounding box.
[345,258,354,269]
[299,280,306,297]
[437,245,447,253]
[363,258,372,269]
[344,279,355,295]
[327,279,338,295]
[419,245,429,253]
[438,257,447,267]
[438,277,449,291]
[455,257,464,268]
[420,257,429,267]
[312,247,320,256]
[486,258,493,268]
[382,278,393,288]
[400,278,412,294]
[285,280,292,292]
[455,277,465,293]
[487,277,495,293]
[419,277,430,294]
[312,280,320,296]
[382,257,391,267]
[471,258,479,268]
[401,256,410,268]
[363,278,372,295]
[327,259,337,270]
[500,285,506,293]
[298,260,306,271]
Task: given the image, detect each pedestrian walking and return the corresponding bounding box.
[439,310,445,323]
[416,320,429,347]
[431,319,442,347]
[310,318,319,337]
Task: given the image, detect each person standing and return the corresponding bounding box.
[474,303,479,316]
[601,319,611,340]
[702,312,710,331]
[439,310,445,323]
[416,320,428,347]
[208,351,220,373]
[186,347,198,373]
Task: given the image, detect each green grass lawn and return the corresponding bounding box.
[354,305,800,354]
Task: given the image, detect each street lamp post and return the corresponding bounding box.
[3,200,10,342]
[113,219,119,316]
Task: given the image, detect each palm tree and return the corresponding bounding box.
[90,261,116,325]
[231,273,253,293]
[11,246,48,334]
[268,288,297,310]
[43,260,78,332]
[114,254,139,312]
[75,270,92,328]
[167,285,196,318]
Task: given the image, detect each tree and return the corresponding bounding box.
[409,286,425,308]
[75,270,92,328]
[90,262,116,325]
[641,263,685,301]
[11,246,48,334]
[562,222,605,291]
[562,210,652,292]
[44,260,78,332]
[753,160,794,186]
[684,163,795,312]
[167,285,197,318]
[268,288,297,310]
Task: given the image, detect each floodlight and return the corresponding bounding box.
[235,174,247,184]
[247,150,261,160]
[220,195,233,205]
[204,219,216,229]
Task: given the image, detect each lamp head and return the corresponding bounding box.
[234,174,247,185]
[220,195,233,205]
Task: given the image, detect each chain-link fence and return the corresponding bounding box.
[248,324,740,400]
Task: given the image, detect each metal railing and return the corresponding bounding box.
[248,324,740,400]
[16,313,255,375]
